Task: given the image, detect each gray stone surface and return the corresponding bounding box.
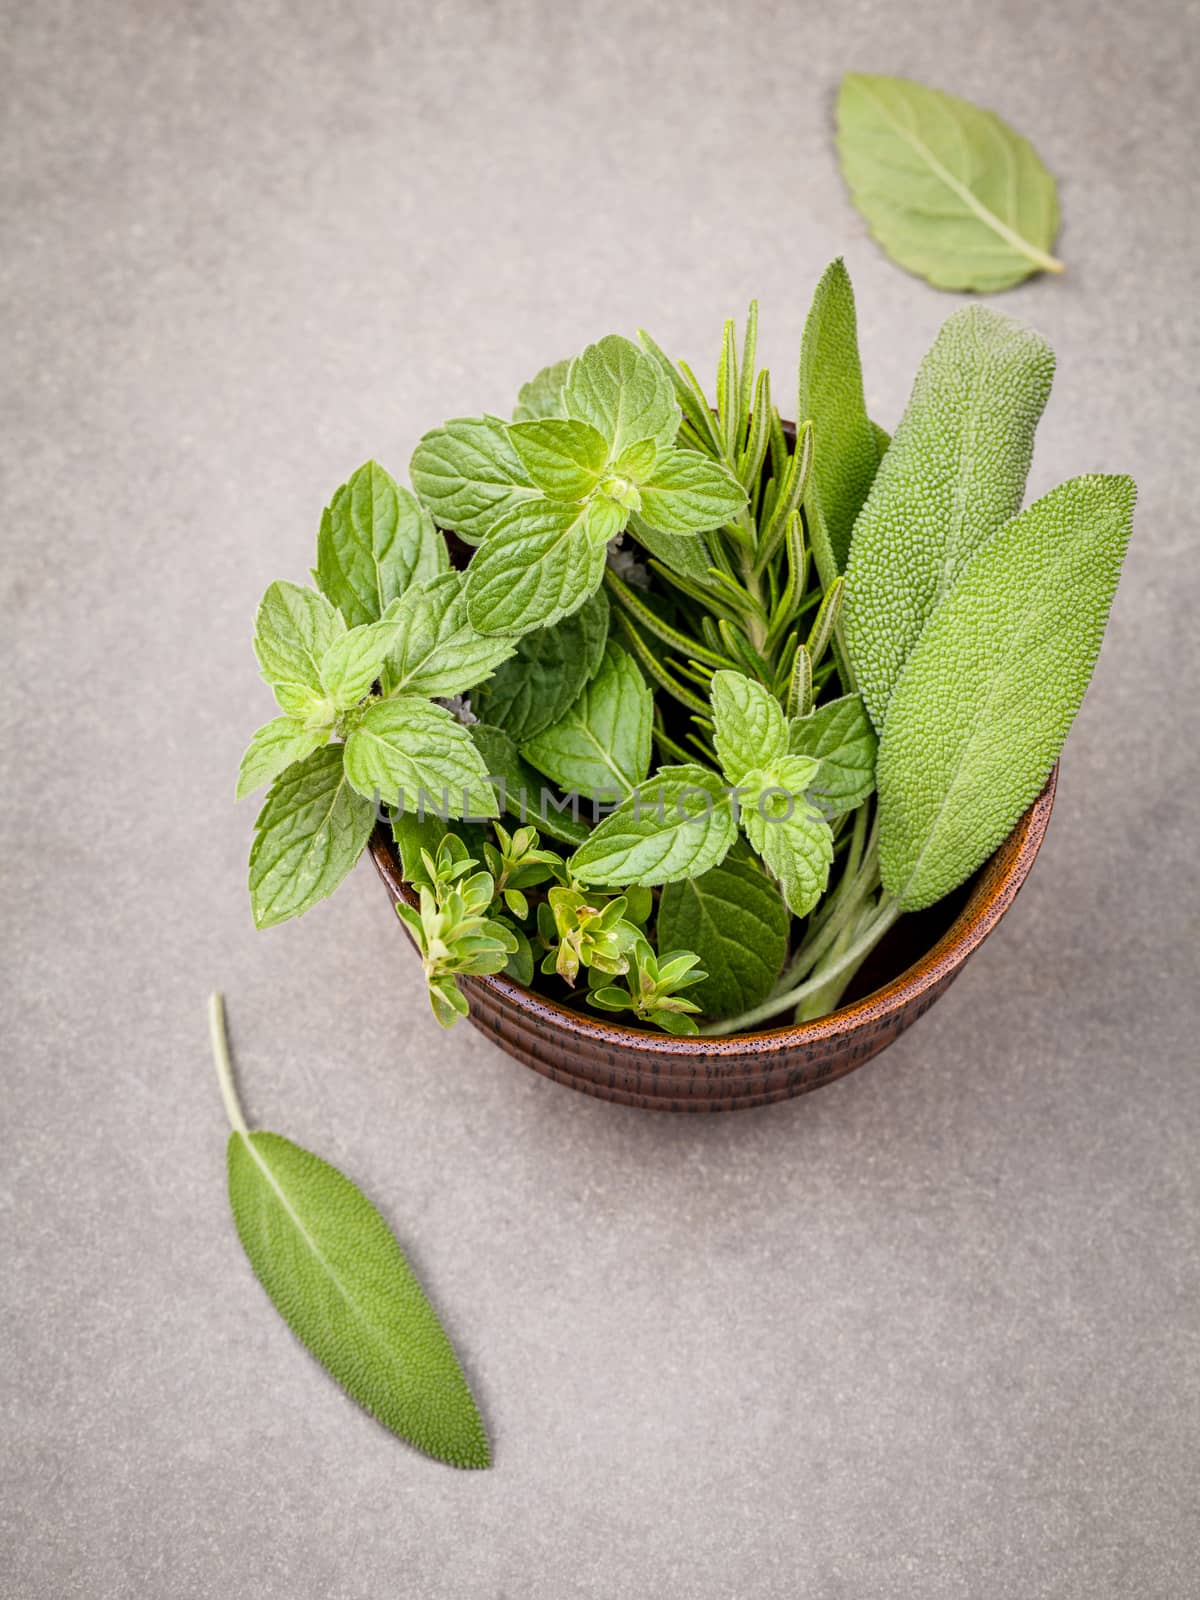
[2,2,1198,1595]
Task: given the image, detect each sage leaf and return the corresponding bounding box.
[379,572,516,698]
[344,696,498,818]
[568,765,737,888]
[507,418,610,501]
[236,717,331,802]
[656,841,789,1018]
[513,358,571,422]
[836,73,1064,292]
[877,474,1135,911]
[562,335,680,457]
[471,588,610,742]
[467,723,590,846]
[788,693,877,816]
[207,996,490,1469]
[638,449,747,535]
[739,758,834,918]
[465,499,607,638]
[710,669,788,787]
[843,306,1054,730]
[254,581,345,720]
[521,641,652,802]
[315,462,446,629]
[797,260,878,574]
[409,416,540,543]
[249,745,374,928]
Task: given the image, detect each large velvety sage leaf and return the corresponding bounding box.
[836,74,1063,292]
[471,588,610,742]
[379,572,516,698]
[710,670,789,787]
[343,696,498,818]
[254,581,345,719]
[568,765,737,888]
[508,418,610,501]
[467,723,590,846]
[315,461,446,629]
[409,416,540,543]
[788,694,877,817]
[843,306,1054,731]
[236,717,331,801]
[513,358,571,422]
[797,260,878,574]
[656,842,789,1019]
[740,758,834,918]
[465,499,607,638]
[249,745,374,927]
[562,335,680,456]
[520,641,652,802]
[637,449,746,535]
[877,474,1135,911]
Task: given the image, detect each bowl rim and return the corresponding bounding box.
[367,765,1057,1058]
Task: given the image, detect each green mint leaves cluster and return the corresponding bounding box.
[237,262,1133,1036]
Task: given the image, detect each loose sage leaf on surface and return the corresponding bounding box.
[471,588,610,742]
[788,693,877,816]
[508,418,611,501]
[467,723,590,847]
[379,572,516,698]
[637,450,747,535]
[208,996,489,1470]
[656,841,789,1019]
[249,745,375,927]
[465,499,607,637]
[344,697,497,818]
[836,73,1064,292]
[513,358,571,422]
[843,306,1055,731]
[254,581,346,719]
[521,640,652,802]
[739,757,834,918]
[409,416,541,543]
[236,716,331,801]
[568,765,737,887]
[797,260,878,574]
[562,335,680,457]
[710,669,789,787]
[316,462,447,629]
[877,474,1135,911]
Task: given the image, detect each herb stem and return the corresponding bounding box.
[208,991,249,1135]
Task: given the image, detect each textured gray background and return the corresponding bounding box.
[2,1,1198,1596]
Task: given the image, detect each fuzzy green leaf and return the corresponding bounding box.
[379,572,516,698]
[471,588,610,741]
[409,416,540,543]
[836,73,1063,292]
[878,474,1135,911]
[788,694,877,816]
[467,723,590,846]
[343,696,498,818]
[236,717,331,801]
[513,358,571,422]
[521,641,652,802]
[843,306,1055,730]
[562,335,680,456]
[710,669,789,787]
[315,461,446,628]
[740,759,834,918]
[248,745,374,927]
[797,261,878,573]
[568,765,737,887]
[637,449,747,535]
[507,418,610,500]
[253,581,345,719]
[465,499,607,638]
[656,842,789,1019]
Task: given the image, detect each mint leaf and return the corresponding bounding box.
[248,745,374,927]
[521,641,652,802]
[507,418,610,500]
[319,608,408,709]
[467,723,590,846]
[625,514,714,585]
[343,696,498,818]
[568,765,737,887]
[471,588,609,742]
[465,499,607,638]
[253,581,345,719]
[315,461,446,629]
[710,669,788,786]
[409,416,540,543]
[836,74,1064,292]
[797,261,878,574]
[878,474,1135,911]
[657,842,790,1019]
[740,758,833,917]
[236,717,332,801]
[562,335,680,456]
[613,438,658,482]
[379,572,516,698]
[843,307,1055,730]
[513,358,571,422]
[637,449,746,535]
[788,693,877,816]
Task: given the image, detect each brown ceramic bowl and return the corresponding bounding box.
[368,766,1056,1112]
